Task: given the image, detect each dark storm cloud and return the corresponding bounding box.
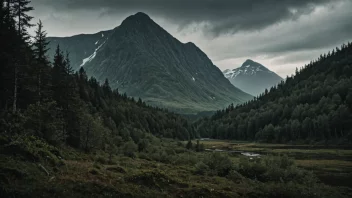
[30,0,352,76]
[31,0,337,35]
[258,15,352,54]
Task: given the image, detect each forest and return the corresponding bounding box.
[1,1,352,197]
[195,43,352,143]
[0,0,195,152]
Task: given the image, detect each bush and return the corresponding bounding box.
[237,157,267,180]
[24,102,66,145]
[251,181,327,198]
[237,155,318,184]
[95,155,108,164]
[2,135,63,166]
[122,141,138,158]
[226,170,245,183]
[170,153,199,165]
[148,150,170,163]
[194,161,209,175]
[202,153,234,177]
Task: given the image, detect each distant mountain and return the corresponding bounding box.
[196,43,352,142]
[47,12,252,113]
[223,59,283,96]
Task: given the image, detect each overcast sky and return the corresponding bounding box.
[30,0,352,77]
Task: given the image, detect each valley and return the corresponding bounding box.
[197,139,352,188]
[1,1,352,198]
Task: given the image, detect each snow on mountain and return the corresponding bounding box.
[80,40,107,67]
[47,12,253,113]
[223,59,283,96]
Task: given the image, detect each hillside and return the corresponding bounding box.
[47,13,252,113]
[1,1,352,197]
[223,59,283,96]
[47,30,113,72]
[196,43,352,143]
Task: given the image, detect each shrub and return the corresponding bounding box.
[2,135,63,166]
[95,155,108,164]
[237,155,318,184]
[170,153,199,165]
[202,153,234,177]
[194,161,209,175]
[226,170,245,184]
[148,150,170,163]
[237,157,267,180]
[122,141,138,158]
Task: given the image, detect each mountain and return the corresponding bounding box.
[223,59,283,96]
[47,12,252,113]
[196,43,352,143]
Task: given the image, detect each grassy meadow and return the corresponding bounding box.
[197,139,352,188]
[1,136,351,197]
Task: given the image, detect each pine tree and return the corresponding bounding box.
[6,0,34,112]
[33,20,49,62]
[52,45,65,105]
[52,48,83,147]
[64,51,73,75]
[31,19,51,103]
[12,0,33,41]
[103,78,112,96]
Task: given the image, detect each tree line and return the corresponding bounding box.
[0,0,196,153]
[195,42,352,143]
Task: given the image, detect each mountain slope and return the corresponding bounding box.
[47,12,252,113]
[47,30,113,71]
[196,43,352,142]
[223,59,283,96]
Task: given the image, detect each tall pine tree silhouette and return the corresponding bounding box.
[31,19,51,103]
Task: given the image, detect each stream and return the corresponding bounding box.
[205,148,261,158]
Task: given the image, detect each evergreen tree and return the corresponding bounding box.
[2,0,33,112]
[12,0,33,41]
[52,45,66,105]
[31,19,51,103]
[195,43,352,143]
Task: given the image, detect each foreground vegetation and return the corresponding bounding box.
[1,136,351,198]
[1,1,352,197]
[197,139,352,189]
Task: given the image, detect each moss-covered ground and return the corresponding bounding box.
[1,137,351,198]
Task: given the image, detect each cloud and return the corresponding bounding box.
[29,0,352,77]
[31,0,339,35]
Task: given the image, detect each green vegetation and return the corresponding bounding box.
[1,1,352,197]
[46,12,253,114]
[196,140,352,189]
[1,136,351,198]
[196,42,352,143]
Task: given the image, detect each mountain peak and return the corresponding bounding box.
[132,12,151,20]
[243,59,254,64]
[241,59,270,70]
[241,59,257,67]
[120,12,154,27]
[223,59,283,95]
